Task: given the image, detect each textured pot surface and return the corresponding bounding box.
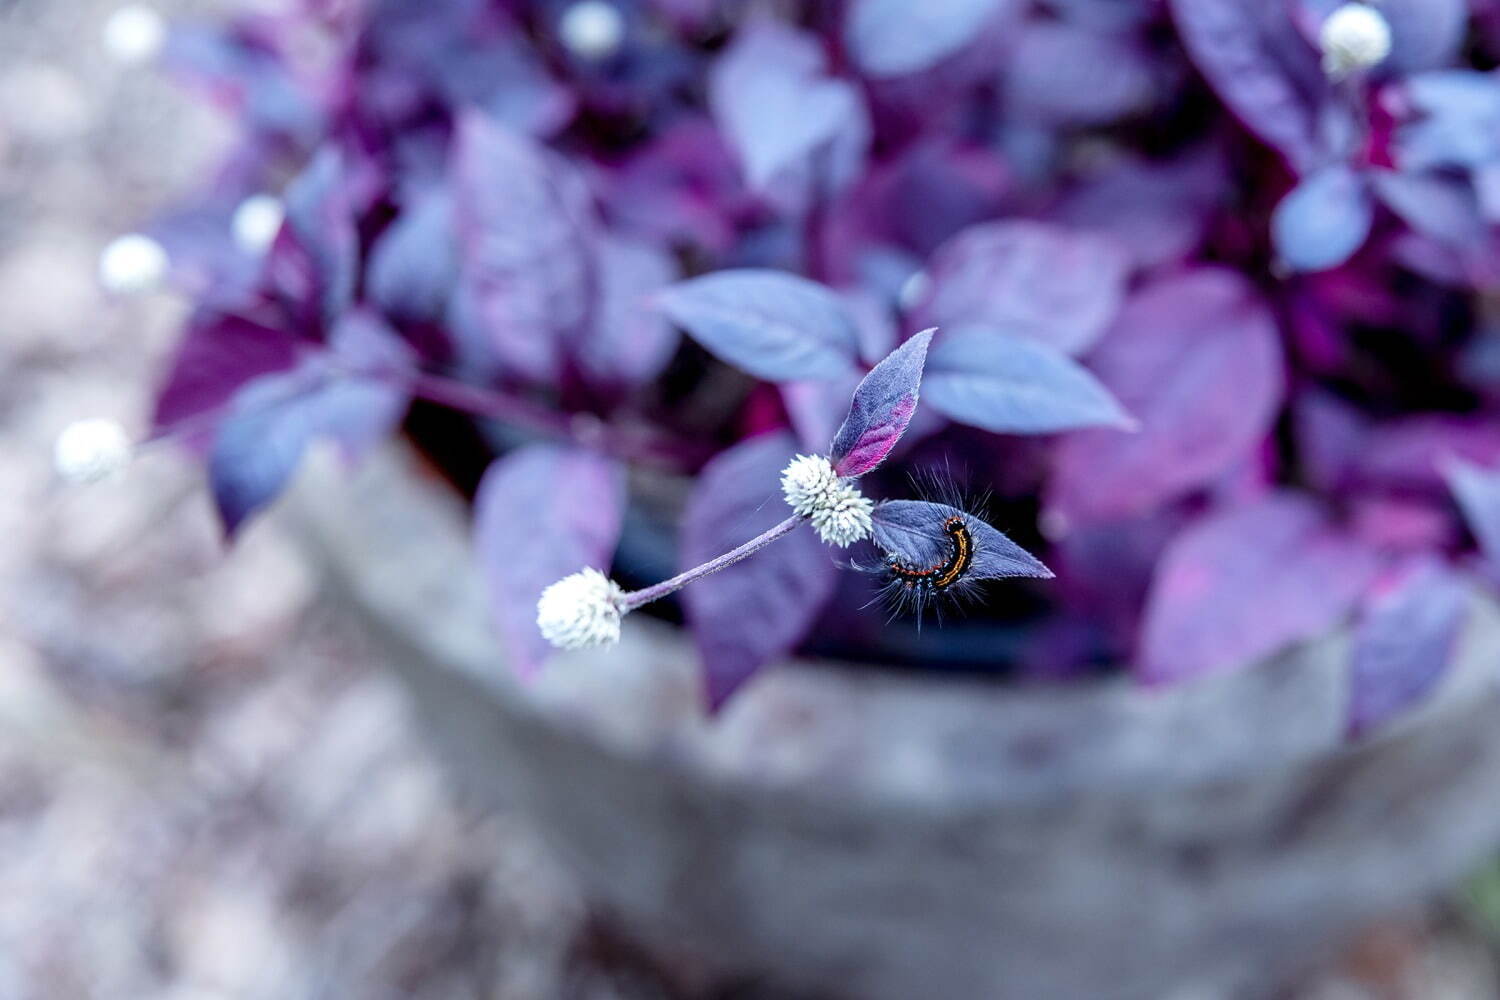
[290,447,1500,1000]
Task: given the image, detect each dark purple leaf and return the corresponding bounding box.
[1446,457,1500,570]
[576,236,680,389]
[681,433,838,709]
[1170,0,1329,172]
[1348,558,1470,737]
[1271,164,1374,272]
[845,0,1017,77]
[153,311,301,436]
[829,328,934,476]
[913,220,1130,356]
[450,110,597,383]
[1139,493,1381,685]
[209,332,410,536]
[267,146,358,330]
[1049,269,1285,525]
[923,325,1135,434]
[871,500,1052,580]
[472,446,626,678]
[709,19,870,197]
[656,269,861,381]
[367,188,457,326]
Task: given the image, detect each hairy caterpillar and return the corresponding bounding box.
[884,515,975,594]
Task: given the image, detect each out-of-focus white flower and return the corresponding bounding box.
[103,6,166,65]
[53,418,133,484]
[781,454,874,547]
[1320,4,1392,78]
[559,1,625,61]
[98,233,168,294]
[897,270,930,312]
[232,194,284,255]
[537,568,627,650]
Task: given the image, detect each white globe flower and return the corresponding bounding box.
[537,568,627,650]
[53,418,133,484]
[232,194,284,255]
[103,6,166,65]
[1320,4,1392,78]
[781,454,874,548]
[559,1,625,61]
[98,233,167,294]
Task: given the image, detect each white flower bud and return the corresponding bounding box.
[781,454,874,547]
[53,418,133,484]
[98,233,167,294]
[537,568,627,650]
[103,6,166,65]
[232,194,284,255]
[559,1,625,61]
[1320,4,1392,79]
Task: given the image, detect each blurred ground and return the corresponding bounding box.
[2,1,1499,998]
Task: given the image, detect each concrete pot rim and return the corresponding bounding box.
[288,444,1500,814]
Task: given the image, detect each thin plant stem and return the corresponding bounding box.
[621,514,804,611]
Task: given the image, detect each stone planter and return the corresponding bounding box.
[290,445,1500,1000]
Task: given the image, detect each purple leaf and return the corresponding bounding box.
[161,19,322,143]
[576,236,680,389]
[681,433,838,709]
[709,19,870,196]
[1139,493,1381,685]
[208,321,411,537]
[1170,0,1329,173]
[1348,558,1470,738]
[1369,169,1487,248]
[1446,457,1500,571]
[1049,269,1285,525]
[152,311,301,436]
[923,325,1135,434]
[1396,71,1500,172]
[472,446,626,678]
[914,220,1130,356]
[656,269,861,381]
[263,147,358,332]
[1004,19,1156,126]
[872,500,1053,581]
[450,110,597,383]
[845,0,1017,77]
[829,328,934,477]
[367,187,457,326]
[1271,165,1374,272]
[1049,149,1227,272]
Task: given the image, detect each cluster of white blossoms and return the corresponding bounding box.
[103,5,166,65]
[780,454,874,548]
[1320,3,1392,78]
[98,233,168,294]
[232,194,285,255]
[558,0,625,61]
[536,567,627,650]
[53,418,133,484]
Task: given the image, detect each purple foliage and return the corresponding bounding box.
[682,433,838,708]
[473,446,626,676]
[1140,493,1381,685]
[145,0,1500,724]
[829,329,934,477]
[1347,558,1470,737]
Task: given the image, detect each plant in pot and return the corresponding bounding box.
[64,0,1500,996]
